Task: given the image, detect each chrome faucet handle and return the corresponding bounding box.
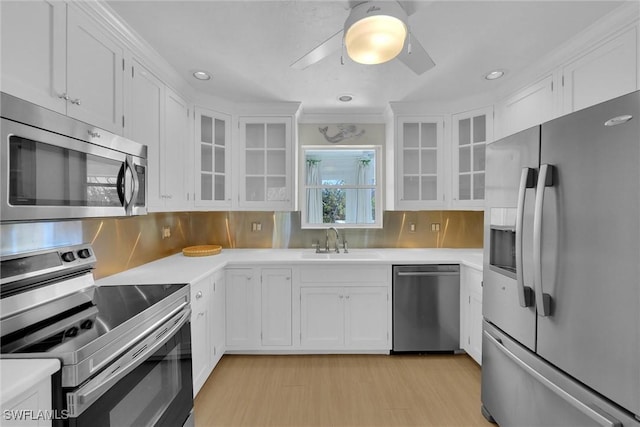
[342,237,348,253]
[312,240,320,253]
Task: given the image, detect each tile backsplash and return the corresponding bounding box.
[1,210,482,279]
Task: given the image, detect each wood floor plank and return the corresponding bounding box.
[194,354,493,427]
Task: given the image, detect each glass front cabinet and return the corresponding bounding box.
[395,116,445,210]
[238,117,293,210]
[194,107,231,208]
[451,107,492,208]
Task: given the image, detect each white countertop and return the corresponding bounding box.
[0,359,60,405]
[98,248,483,286]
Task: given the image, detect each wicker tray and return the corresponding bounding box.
[182,245,222,257]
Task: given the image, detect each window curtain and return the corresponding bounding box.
[356,160,373,223]
[306,160,323,224]
[346,159,373,223]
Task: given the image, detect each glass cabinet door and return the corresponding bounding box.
[396,116,445,209]
[195,107,231,207]
[452,106,493,208]
[239,117,292,209]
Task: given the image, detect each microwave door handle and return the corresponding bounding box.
[516,167,535,307]
[533,164,554,317]
[116,162,126,207]
[128,156,141,213]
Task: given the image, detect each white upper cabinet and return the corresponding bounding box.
[562,26,638,114]
[238,117,294,210]
[0,0,67,113]
[194,107,232,208]
[129,61,191,211]
[163,88,191,210]
[451,107,493,208]
[395,116,446,210]
[66,5,124,134]
[0,2,125,135]
[128,59,164,210]
[498,75,556,139]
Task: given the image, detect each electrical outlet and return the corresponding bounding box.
[431,223,441,232]
[161,226,171,239]
[409,223,416,232]
[251,222,262,232]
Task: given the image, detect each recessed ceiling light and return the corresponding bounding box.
[193,71,211,81]
[338,94,353,102]
[484,70,505,80]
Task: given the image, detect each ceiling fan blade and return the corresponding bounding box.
[290,29,344,70]
[397,33,435,75]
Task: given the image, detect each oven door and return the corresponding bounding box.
[60,311,193,427]
[1,118,145,221]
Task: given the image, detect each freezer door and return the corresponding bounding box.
[483,126,539,350]
[536,91,640,416]
[482,321,639,427]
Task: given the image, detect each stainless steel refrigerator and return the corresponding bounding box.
[482,90,640,426]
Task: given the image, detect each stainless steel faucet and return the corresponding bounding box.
[326,227,340,253]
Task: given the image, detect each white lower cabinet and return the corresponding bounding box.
[300,285,389,350]
[190,275,211,395]
[225,267,293,350]
[225,268,259,349]
[211,270,226,369]
[298,264,391,351]
[190,269,226,396]
[300,287,344,348]
[261,268,292,346]
[460,265,483,365]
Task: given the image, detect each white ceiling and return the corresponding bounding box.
[107,0,624,114]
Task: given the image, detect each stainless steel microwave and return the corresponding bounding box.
[1,92,147,222]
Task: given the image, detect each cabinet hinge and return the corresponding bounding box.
[469,296,471,304]
[562,75,565,87]
[551,81,554,92]
[122,58,125,71]
[213,281,216,292]
[132,66,134,78]
[122,115,125,128]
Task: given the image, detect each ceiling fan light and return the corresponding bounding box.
[344,2,407,65]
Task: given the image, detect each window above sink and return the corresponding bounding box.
[300,146,382,229]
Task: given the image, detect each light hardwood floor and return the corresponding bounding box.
[194,354,493,427]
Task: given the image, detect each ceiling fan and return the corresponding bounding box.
[290,1,435,75]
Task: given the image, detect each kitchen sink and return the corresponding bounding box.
[299,250,382,260]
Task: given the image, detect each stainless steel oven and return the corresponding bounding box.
[1,92,147,222]
[0,244,194,427]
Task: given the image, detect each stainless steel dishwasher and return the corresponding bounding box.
[392,265,461,353]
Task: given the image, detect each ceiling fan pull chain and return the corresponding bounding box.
[408,28,413,55]
[341,37,345,65]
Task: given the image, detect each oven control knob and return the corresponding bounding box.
[80,319,93,330]
[61,251,76,262]
[77,249,92,259]
[65,327,79,337]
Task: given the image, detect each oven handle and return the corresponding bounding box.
[66,304,191,417]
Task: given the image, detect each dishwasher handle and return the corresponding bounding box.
[395,271,460,277]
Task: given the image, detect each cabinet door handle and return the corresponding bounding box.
[58,93,70,101]
[70,98,81,106]
[196,291,203,299]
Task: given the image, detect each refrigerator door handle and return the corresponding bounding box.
[483,331,622,427]
[533,164,554,316]
[516,167,536,307]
